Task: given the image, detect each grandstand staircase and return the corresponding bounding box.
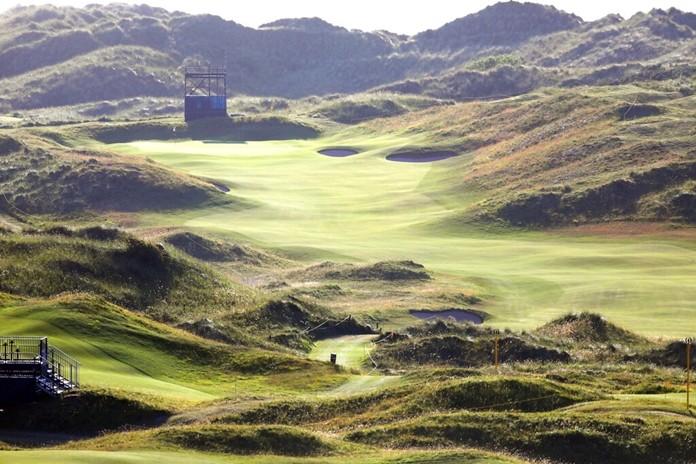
[1,336,80,400]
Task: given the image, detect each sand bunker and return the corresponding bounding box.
[410,309,484,324]
[318,148,359,157]
[387,151,459,163]
[210,182,230,193]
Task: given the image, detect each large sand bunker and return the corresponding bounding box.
[410,309,484,324]
[318,148,359,157]
[387,151,459,163]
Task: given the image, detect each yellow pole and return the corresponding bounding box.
[495,335,499,370]
[687,340,692,410]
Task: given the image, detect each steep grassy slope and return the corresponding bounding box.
[2,46,179,110]
[362,85,696,226]
[0,131,226,216]
[520,8,696,68]
[0,227,258,323]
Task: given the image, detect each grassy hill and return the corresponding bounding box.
[1,2,696,111]
[0,226,261,323]
[0,293,343,414]
[361,84,696,226]
[0,131,226,216]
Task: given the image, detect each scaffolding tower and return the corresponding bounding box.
[184,66,227,122]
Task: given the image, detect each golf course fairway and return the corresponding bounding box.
[110,138,696,337]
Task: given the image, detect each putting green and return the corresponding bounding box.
[110,138,696,337]
[309,335,378,370]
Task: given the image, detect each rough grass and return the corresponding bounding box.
[311,93,449,124]
[157,425,338,456]
[263,260,479,328]
[1,293,692,464]
[0,131,226,216]
[79,116,321,144]
[0,389,170,434]
[163,231,289,267]
[345,410,696,464]
[220,376,597,429]
[0,227,260,322]
[535,312,649,344]
[289,260,431,282]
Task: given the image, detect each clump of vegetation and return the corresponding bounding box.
[230,298,376,351]
[293,260,431,282]
[464,54,524,71]
[164,231,287,266]
[536,312,648,344]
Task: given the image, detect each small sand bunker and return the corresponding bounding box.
[318,148,358,157]
[410,309,484,324]
[387,151,459,163]
[210,182,230,193]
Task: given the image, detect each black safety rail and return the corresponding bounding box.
[0,336,79,398]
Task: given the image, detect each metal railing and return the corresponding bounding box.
[1,336,79,392]
[43,345,80,388]
[0,336,45,362]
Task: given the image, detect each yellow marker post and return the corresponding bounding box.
[494,332,500,370]
[493,330,500,371]
[687,338,692,410]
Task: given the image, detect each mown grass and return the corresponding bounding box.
[106,121,696,336]
[309,335,377,370]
